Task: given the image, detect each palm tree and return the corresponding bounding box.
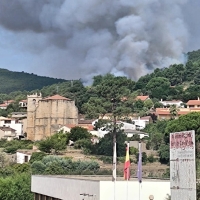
[169,104,179,119]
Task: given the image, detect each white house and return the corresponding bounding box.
[58,124,100,138]
[0,126,16,140]
[19,100,27,108]
[16,150,32,164]
[159,99,183,108]
[132,116,151,130]
[92,120,137,138]
[0,117,23,138]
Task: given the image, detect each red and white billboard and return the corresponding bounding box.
[170,130,196,200]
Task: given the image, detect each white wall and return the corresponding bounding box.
[0,119,23,136]
[16,152,31,164]
[132,119,146,129]
[32,176,100,200]
[100,180,170,200]
[31,176,170,200]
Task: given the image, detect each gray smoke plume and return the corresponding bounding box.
[0,0,196,82]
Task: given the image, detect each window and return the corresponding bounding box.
[24,155,28,162]
[34,193,40,200]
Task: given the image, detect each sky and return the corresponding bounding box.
[0,0,199,82]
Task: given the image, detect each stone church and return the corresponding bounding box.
[26,93,78,141]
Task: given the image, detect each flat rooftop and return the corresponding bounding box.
[32,175,170,182]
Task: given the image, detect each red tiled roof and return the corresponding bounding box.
[65,124,94,131]
[187,100,200,106]
[155,108,191,115]
[43,95,71,101]
[156,110,170,115]
[136,96,149,101]
[140,116,151,120]
[0,104,7,107]
[20,100,27,102]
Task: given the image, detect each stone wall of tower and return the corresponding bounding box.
[26,93,42,140]
[34,99,78,141]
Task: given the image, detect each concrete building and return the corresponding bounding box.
[0,126,16,140]
[159,99,183,108]
[187,98,200,108]
[11,112,27,118]
[132,116,152,130]
[31,176,170,200]
[16,150,32,164]
[0,117,23,138]
[155,107,200,120]
[27,93,78,141]
[19,99,28,108]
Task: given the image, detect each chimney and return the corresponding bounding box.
[198,97,200,101]
[161,99,163,102]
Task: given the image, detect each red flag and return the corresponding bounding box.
[124,143,131,180]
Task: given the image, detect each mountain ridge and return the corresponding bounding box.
[0,68,67,93]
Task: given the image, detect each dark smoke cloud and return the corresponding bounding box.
[0,0,198,82]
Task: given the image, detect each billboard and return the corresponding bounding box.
[170,130,196,200]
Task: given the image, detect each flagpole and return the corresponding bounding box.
[137,140,142,200]
[113,141,117,200]
[126,142,130,200]
[126,174,129,200]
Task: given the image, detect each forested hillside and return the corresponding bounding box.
[0,49,200,118]
[0,68,66,93]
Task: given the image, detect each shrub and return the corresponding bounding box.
[0,173,33,200]
[99,156,112,164]
[29,152,46,164]
[162,168,170,179]
[96,169,112,175]
[38,132,67,154]
[69,127,92,142]
[74,139,93,150]
[129,147,138,155]
[117,157,125,163]
[147,154,155,163]
[4,140,33,154]
[31,161,46,175]
[11,163,31,173]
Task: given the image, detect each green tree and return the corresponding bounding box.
[29,152,46,164]
[158,144,170,164]
[146,77,170,99]
[50,132,68,153]
[38,137,53,153]
[165,112,200,158]
[0,173,33,200]
[69,127,92,142]
[144,99,154,109]
[38,132,68,154]
[94,132,127,157]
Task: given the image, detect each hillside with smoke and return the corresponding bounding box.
[0,0,197,82]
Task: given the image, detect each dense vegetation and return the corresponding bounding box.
[0,49,199,118]
[0,68,66,93]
